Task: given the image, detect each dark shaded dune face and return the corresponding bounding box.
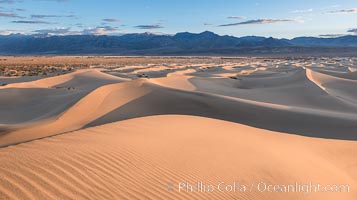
[306,69,357,106]
[312,66,351,73]
[189,69,357,114]
[86,81,357,140]
[0,76,41,85]
[1,57,357,200]
[311,69,357,80]
[0,70,124,125]
[0,88,84,124]
[1,57,357,145]
[52,71,122,90]
[234,68,305,89]
[0,126,11,137]
[232,65,255,71]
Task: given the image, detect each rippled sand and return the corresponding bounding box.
[1,57,357,199]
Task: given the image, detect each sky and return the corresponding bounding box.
[0,0,356,38]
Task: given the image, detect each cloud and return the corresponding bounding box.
[327,8,357,14]
[31,14,76,18]
[219,19,296,27]
[74,23,83,27]
[31,14,60,18]
[33,27,71,35]
[319,34,346,38]
[0,11,24,18]
[203,23,212,26]
[0,0,22,3]
[0,4,24,18]
[66,14,76,18]
[347,28,357,34]
[82,26,119,35]
[291,8,313,14]
[102,18,120,23]
[227,16,246,19]
[32,26,120,36]
[0,29,22,35]
[12,20,52,24]
[135,25,164,29]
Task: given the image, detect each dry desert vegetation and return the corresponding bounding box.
[0,56,357,199]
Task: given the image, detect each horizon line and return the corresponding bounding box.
[0,31,355,39]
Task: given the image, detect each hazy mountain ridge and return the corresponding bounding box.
[0,31,356,55]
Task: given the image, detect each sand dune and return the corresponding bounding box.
[3,74,357,146]
[2,69,126,90]
[189,68,357,111]
[306,69,357,106]
[0,69,124,125]
[1,57,357,199]
[1,115,356,200]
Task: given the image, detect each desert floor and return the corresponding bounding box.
[0,56,357,199]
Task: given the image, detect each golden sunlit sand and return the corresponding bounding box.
[1,56,357,199]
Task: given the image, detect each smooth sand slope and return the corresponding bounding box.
[2,66,357,146]
[0,69,125,125]
[0,57,357,199]
[1,115,357,200]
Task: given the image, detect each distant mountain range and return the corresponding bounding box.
[1,31,357,56]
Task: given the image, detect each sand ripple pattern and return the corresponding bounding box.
[1,115,357,200]
[1,58,357,199]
